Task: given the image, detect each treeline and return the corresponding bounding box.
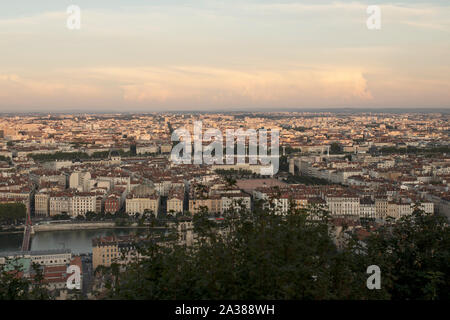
[30,150,133,162]
[284,174,331,185]
[50,211,158,227]
[215,168,255,178]
[282,125,308,132]
[0,203,26,224]
[1,202,449,300]
[379,146,450,155]
[99,204,449,300]
[91,150,133,158]
[30,152,90,162]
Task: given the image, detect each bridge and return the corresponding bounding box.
[21,206,32,251]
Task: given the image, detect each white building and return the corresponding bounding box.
[72,193,97,216]
[69,171,91,192]
[325,195,360,217]
[221,192,251,213]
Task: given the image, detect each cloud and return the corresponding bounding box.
[74,66,375,107]
[0,66,374,109]
[0,73,109,109]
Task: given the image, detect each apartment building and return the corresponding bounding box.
[359,197,376,219]
[160,144,173,153]
[125,194,160,215]
[292,195,309,210]
[221,192,251,213]
[375,197,388,219]
[387,201,434,219]
[324,194,360,217]
[189,195,222,214]
[92,236,145,269]
[69,171,91,192]
[264,195,290,214]
[72,193,97,216]
[136,144,158,155]
[105,193,121,213]
[49,193,72,216]
[167,187,185,215]
[35,192,50,217]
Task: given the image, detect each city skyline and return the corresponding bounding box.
[0,110,449,300]
[1,0,450,111]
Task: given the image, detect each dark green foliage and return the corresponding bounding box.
[29,150,133,162]
[51,213,71,221]
[215,169,260,179]
[101,202,449,300]
[355,207,450,300]
[378,146,450,155]
[0,203,26,224]
[284,174,331,185]
[330,142,342,154]
[1,203,448,300]
[30,152,90,161]
[0,260,53,300]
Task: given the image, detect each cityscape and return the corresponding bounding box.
[0,111,448,300]
[0,0,449,310]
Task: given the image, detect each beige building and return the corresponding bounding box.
[35,192,50,217]
[160,144,173,153]
[167,186,185,215]
[69,171,91,192]
[387,201,434,220]
[167,196,184,215]
[375,197,388,219]
[125,194,160,215]
[292,196,309,210]
[49,193,72,216]
[92,236,144,270]
[189,196,222,214]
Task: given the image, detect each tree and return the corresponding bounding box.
[100,202,372,299]
[0,260,53,300]
[75,215,85,221]
[0,203,26,225]
[51,213,71,221]
[224,176,237,189]
[354,206,450,300]
[330,142,342,154]
[100,201,449,300]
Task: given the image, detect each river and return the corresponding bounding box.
[0,228,149,254]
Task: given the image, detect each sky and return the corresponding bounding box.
[0,0,449,112]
